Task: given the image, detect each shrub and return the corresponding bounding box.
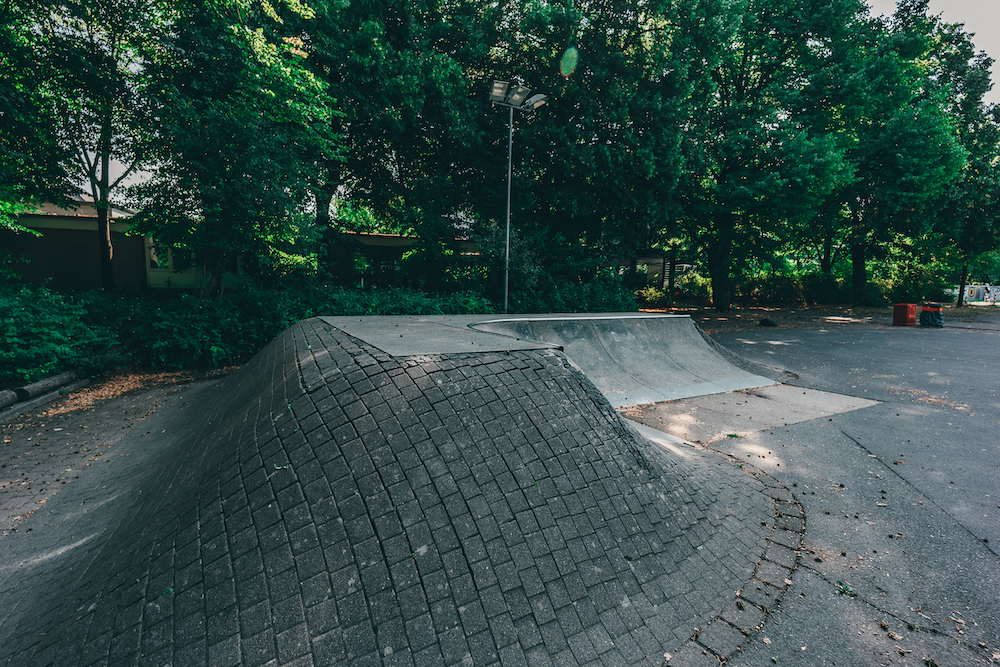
[636,286,672,308]
[879,269,954,304]
[512,272,637,313]
[800,273,849,304]
[0,287,103,386]
[675,272,712,303]
[736,274,804,304]
[71,286,495,374]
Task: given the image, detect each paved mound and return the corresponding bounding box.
[470,315,776,407]
[0,318,773,666]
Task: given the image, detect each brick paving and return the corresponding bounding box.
[0,318,798,666]
[0,384,189,536]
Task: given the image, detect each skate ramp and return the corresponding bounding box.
[0,318,775,667]
[471,314,776,407]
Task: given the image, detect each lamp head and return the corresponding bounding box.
[506,85,531,107]
[489,80,509,103]
[524,94,547,110]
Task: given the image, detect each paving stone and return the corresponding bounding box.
[719,599,765,633]
[695,619,744,657]
[665,642,721,667]
[753,561,792,590]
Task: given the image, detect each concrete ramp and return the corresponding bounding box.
[471,314,775,407]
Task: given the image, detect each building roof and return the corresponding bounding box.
[22,196,133,220]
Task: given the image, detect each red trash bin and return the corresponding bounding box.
[893,303,916,326]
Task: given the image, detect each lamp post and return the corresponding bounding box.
[489,80,547,314]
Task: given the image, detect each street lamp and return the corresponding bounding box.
[490,80,547,313]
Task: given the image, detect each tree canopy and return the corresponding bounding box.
[4,0,999,308]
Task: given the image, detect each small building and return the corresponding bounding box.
[617,248,695,288]
[3,199,147,292]
[4,198,235,292]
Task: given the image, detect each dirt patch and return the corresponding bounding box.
[38,367,236,417]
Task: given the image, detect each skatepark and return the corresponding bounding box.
[1,312,998,666]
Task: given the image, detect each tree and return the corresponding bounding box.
[32,0,162,289]
[677,0,860,310]
[922,19,1000,305]
[450,0,726,305]
[805,1,966,304]
[300,0,487,285]
[0,0,76,234]
[129,0,339,296]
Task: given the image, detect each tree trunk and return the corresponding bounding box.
[315,186,336,278]
[851,212,867,304]
[821,233,833,273]
[198,252,225,298]
[96,107,115,291]
[957,262,968,307]
[708,215,735,311]
[97,202,115,290]
[667,245,677,297]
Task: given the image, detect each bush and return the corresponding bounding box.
[800,273,849,304]
[511,272,637,313]
[877,269,954,304]
[0,287,104,387]
[736,274,804,304]
[675,272,712,303]
[1,281,636,382]
[636,286,672,308]
[71,286,495,373]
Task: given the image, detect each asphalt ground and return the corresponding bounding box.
[702,323,1000,666]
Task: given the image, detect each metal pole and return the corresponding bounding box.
[505,105,513,314]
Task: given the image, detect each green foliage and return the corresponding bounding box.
[969,252,1000,283]
[636,287,672,309]
[679,0,861,310]
[129,0,340,296]
[800,274,851,304]
[0,287,102,386]
[5,0,1000,309]
[511,272,637,314]
[0,3,76,210]
[73,287,493,373]
[733,272,852,305]
[675,273,713,303]
[0,250,33,290]
[0,285,497,383]
[0,198,42,236]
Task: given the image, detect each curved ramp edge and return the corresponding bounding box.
[471,315,776,406]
